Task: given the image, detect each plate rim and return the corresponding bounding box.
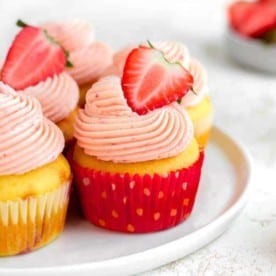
[1,126,253,275]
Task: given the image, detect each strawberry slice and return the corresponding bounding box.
[239,3,276,37]
[228,2,276,38]
[258,0,276,12]
[228,2,255,30]
[121,45,193,115]
[258,0,276,4]
[1,20,70,90]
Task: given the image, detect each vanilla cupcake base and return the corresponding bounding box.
[57,107,79,146]
[186,96,213,148]
[0,155,71,256]
[192,112,213,148]
[0,181,70,256]
[79,82,94,107]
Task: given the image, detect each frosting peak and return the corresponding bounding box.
[152,41,191,69]
[43,20,113,85]
[20,72,79,123]
[67,41,113,85]
[74,77,193,163]
[180,59,208,107]
[0,82,64,175]
[42,19,94,52]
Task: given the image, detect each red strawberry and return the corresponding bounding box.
[1,20,70,90]
[228,2,276,38]
[239,3,276,37]
[121,45,193,115]
[258,0,276,12]
[228,1,255,30]
[258,0,276,4]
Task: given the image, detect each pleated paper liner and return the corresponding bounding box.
[0,180,71,256]
[72,152,204,233]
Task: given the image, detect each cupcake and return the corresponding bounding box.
[0,20,79,145]
[42,19,113,106]
[71,44,204,233]
[0,83,71,256]
[101,41,213,148]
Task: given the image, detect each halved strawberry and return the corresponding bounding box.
[121,45,193,115]
[1,20,70,90]
[228,2,276,37]
[258,0,276,4]
[228,1,255,31]
[258,0,276,12]
[239,3,276,37]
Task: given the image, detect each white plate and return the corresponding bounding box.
[225,28,276,74]
[0,127,252,276]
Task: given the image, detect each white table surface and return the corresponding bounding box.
[1,0,276,275]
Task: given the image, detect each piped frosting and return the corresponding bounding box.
[0,82,64,175]
[74,76,193,163]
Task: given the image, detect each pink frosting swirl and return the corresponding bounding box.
[20,72,79,123]
[74,77,193,163]
[101,45,133,78]
[181,59,208,107]
[102,41,191,78]
[42,20,113,85]
[42,19,94,52]
[0,82,64,175]
[67,42,113,85]
[152,41,191,69]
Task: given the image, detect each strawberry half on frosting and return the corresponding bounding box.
[0,20,79,132]
[121,43,194,115]
[116,41,212,148]
[1,20,70,90]
[42,19,113,85]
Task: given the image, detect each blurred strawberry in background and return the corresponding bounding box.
[228,0,276,43]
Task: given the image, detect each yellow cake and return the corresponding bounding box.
[186,96,213,148]
[57,107,79,144]
[78,82,94,107]
[0,156,71,256]
[73,139,199,175]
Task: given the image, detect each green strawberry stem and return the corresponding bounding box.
[177,86,196,105]
[63,48,73,67]
[16,19,28,28]
[147,40,155,49]
[191,86,197,95]
[66,60,73,67]
[44,29,74,68]
[16,19,74,68]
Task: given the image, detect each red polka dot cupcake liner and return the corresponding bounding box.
[71,152,204,233]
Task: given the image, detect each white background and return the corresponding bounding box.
[1,0,276,274]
